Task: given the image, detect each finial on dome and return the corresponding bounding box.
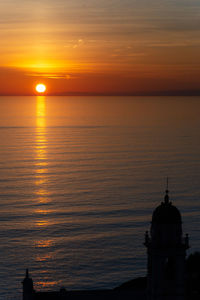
[164,177,169,204]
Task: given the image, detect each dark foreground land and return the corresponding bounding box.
[23,252,200,300]
[24,277,147,300]
[35,289,146,300]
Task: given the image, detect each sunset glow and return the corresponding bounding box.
[0,1,200,95]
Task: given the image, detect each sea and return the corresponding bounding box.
[0,96,200,299]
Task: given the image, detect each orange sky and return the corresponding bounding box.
[0,0,200,95]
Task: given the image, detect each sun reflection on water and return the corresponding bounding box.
[35,96,54,274]
[35,96,48,204]
[36,96,46,127]
[36,219,50,227]
[35,208,53,215]
[36,281,60,288]
[35,240,53,248]
[36,254,53,262]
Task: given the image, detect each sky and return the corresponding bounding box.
[0,0,200,95]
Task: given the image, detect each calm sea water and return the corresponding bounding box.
[0,96,200,299]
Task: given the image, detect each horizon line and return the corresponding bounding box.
[0,90,200,97]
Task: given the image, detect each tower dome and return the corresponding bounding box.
[151,189,182,246]
[152,191,182,225]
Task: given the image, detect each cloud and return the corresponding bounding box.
[27,72,78,79]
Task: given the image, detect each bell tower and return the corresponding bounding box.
[22,269,34,300]
[144,187,189,300]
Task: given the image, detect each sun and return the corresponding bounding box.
[36,83,46,93]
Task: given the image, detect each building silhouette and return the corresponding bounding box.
[22,188,190,300]
[144,188,189,300]
[22,269,34,300]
